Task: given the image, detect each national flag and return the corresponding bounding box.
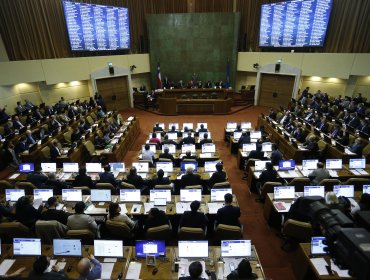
[156,62,162,89]
[225,59,230,89]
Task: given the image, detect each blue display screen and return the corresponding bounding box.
[259,0,332,47]
[62,1,130,51]
[135,240,166,258]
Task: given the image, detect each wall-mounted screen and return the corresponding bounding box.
[259,0,332,47]
[62,1,130,51]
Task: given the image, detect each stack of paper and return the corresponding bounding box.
[125,262,141,279]
[0,260,15,276]
[118,204,128,214]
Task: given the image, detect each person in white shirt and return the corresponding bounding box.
[142,144,155,164]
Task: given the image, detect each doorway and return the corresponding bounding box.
[96,76,130,111]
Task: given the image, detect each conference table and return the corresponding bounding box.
[158,98,232,115]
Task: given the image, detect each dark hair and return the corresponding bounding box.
[16,196,30,210]
[317,162,324,168]
[272,143,278,150]
[129,167,137,175]
[47,196,57,206]
[190,200,200,212]
[164,147,169,153]
[145,144,150,150]
[216,162,223,172]
[265,162,273,170]
[237,259,253,277]
[224,193,233,204]
[79,167,87,175]
[203,133,208,139]
[189,261,203,278]
[33,255,49,274]
[109,202,120,219]
[256,144,262,151]
[104,165,110,172]
[74,201,85,214]
[157,169,164,178]
[151,132,156,138]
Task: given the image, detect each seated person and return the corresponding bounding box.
[158,147,175,161]
[40,197,69,225]
[108,202,135,230]
[149,132,161,147]
[144,207,170,232]
[270,143,283,165]
[99,165,118,188]
[180,167,202,188]
[302,135,320,159]
[67,201,99,237]
[153,123,164,132]
[182,150,198,161]
[227,259,258,280]
[308,162,330,185]
[77,255,101,280]
[181,132,196,145]
[337,130,350,146]
[179,261,207,280]
[126,167,148,193]
[45,172,67,195]
[198,124,207,132]
[26,164,48,188]
[71,128,82,143]
[14,136,28,155]
[49,140,62,160]
[349,137,363,156]
[73,167,95,189]
[259,162,279,187]
[28,255,68,279]
[151,169,172,187]
[208,162,227,189]
[199,133,212,145]
[352,193,370,216]
[96,106,105,119]
[216,193,241,227]
[168,125,180,136]
[142,144,155,164]
[25,129,37,146]
[247,144,264,160]
[12,115,25,130]
[179,200,208,231]
[162,134,178,145]
[15,196,43,229]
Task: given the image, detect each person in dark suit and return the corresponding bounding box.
[358,119,370,135]
[330,124,343,139]
[126,167,148,193]
[73,167,95,189]
[49,140,61,160]
[25,130,37,146]
[337,131,350,146]
[15,101,26,114]
[48,115,61,132]
[238,132,251,148]
[179,261,207,280]
[349,138,363,156]
[208,162,227,188]
[0,106,9,124]
[227,259,258,280]
[26,165,48,188]
[198,124,207,133]
[28,255,68,280]
[99,165,118,188]
[162,135,178,145]
[292,127,306,143]
[179,200,208,230]
[45,173,68,195]
[303,135,320,159]
[180,167,202,188]
[33,108,43,120]
[181,132,196,145]
[151,169,171,188]
[15,196,43,229]
[169,125,180,136]
[270,143,283,166]
[348,113,361,128]
[316,117,329,134]
[247,144,265,161]
[12,116,24,130]
[71,128,82,143]
[268,108,277,120]
[216,193,241,227]
[143,207,170,232]
[40,197,69,225]
[14,136,28,154]
[153,123,163,132]
[199,133,212,145]
[259,162,279,187]
[158,147,175,162]
[182,150,198,161]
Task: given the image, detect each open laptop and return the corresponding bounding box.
[154,198,167,211]
[91,189,112,203]
[204,161,221,172]
[221,240,252,258]
[325,159,342,170]
[162,144,176,154]
[250,131,262,139]
[180,161,198,172]
[182,132,195,138]
[233,131,242,140]
[94,240,123,258]
[180,189,202,202]
[6,189,25,203]
[278,160,295,171]
[19,163,34,173]
[226,122,237,130]
[41,162,57,173]
[181,144,196,153]
[182,123,194,130]
[254,160,271,171]
[201,143,215,153]
[310,236,327,257]
[241,122,252,130]
[142,144,156,153]
[333,185,354,198]
[273,186,295,200]
[262,142,272,152]
[167,132,178,140]
[211,188,232,202]
[86,162,102,174]
[149,189,171,202]
[198,132,212,140]
[168,123,179,130]
[13,238,42,256]
[109,162,125,173]
[156,162,174,174]
[304,186,325,197]
[132,162,149,177]
[242,143,256,152]
[62,189,82,207]
[33,189,54,202]
[120,189,141,202]
[301,159,319,174]
[349,158,366,170]
[178,240,208,258]
[363,185,370,194]
[63,162,79,173]
[135,240,166,258]
[53,239,82,257]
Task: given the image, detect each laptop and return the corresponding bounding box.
[90,189,112,203]
[162,144,176,154]
[135,240,166,258]
[13,238,42,256]
[178,240,208,258]
[242,143,256,152]
[19,163,34,173]
[262,143,272,152]
[180,189,202,202]
[241,122,252,130]
[333,185,354,198]
[33,189,54,202]
[278,160,295,171]
[63,162,79,173]
[233,132,242,140]
[142,144,156,153]
[301,159,319,170]
[181,144,196,153]
[304,186,325,197]
[182,123,194,130]
[62,189,82,206]
[182,132,195,138]
[198,132,212,139]
[41,162,57,173]
[168,123,179,130]
[132,162,149,173]
[156,162,174,173]
[254,160,271,171]
[86,162,102,173]
[167,132,178,140]
[149,189,171,202]
[226,122,237,130]
[363,185,370,194]
[325,159,342,170]
[310,236,327,256]
[250,131,262,139]
[53,239,82,257]
[94,240,123,258]
[180,161,198,172]
[273,186,295,200]
[109,162,125,173]
[204,161,221,172]
[201,143,215,153]
[349,158,366,169]
[120,189,141,202]
[211,188,232,202]
[148,132,161,140]
[5,189,25,202]
[221,240,252,258]
[154,198,167,207]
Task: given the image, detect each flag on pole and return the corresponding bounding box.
[225,59,230,89]
[156,62,162,89]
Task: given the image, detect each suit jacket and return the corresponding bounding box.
[248,150,265,160]
[67,214,98,236]
[216,205,241,227]
[73,174,95,189]
[270,149,283,165]
[259,169,279,186]
[99,171,118,187]
[199,138,212,145]
[308,168,330,185]
[50,145,61,160]
[144,210,169,231]
[26,134,37,145]
[13,120,24,130]
[158,152,174,161]
[151,176,171,188]
[15,204,42,228]
[208,171,227,187]
[28,271,68,280]
[180,211,208,230]
[126,174,146,189]
[15,141,28,154]
[180,173,202,188]
[26,172,48,187]
[350,143,363,156]
[181,136,196,145]
[40,208,70,225]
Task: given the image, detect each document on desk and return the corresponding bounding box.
[330,259,350,277]
[118,204,128,214]
[0,259,15,276]
[178,260,207,279]
[176,202,190,214]
[328,170,339,177]
[101,262,114,279]
[273,202,291,212]
[46,259,58,272]
[354,169,369,175]
[144,202,154,214]
[278,170,300,178]
[208,202,224,214]
[85,205,107,214]
[8,173,20,180]
[199,153,212,158]
[125,262,141,279]
[345,148,356,155]
[130,203,142,214]
[310,258,329,275]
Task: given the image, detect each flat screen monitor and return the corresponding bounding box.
[204,161,220,172]
[162,144,176,154]
[19,163,34,173]
[273,186,295,200]
[243,143,257,152]
[181,144,196,154]
[167,132,178,140]
[262,143,272,152]
[91,189,112,202]
[120,189,141,202]
[149,189,171,202]
[182,123,194,130]
[250,131,262,139]
[311,236,328,255]
[178,241,208,258]
[53,239,82,257]
[94,240,123,257]
[132,162,149,173]
[363,185,370,194]
[304,186,325,197]
[62,189,82,202]
[254,160,271,171]
[180,189,202,202]
[233,132,242,140]
[198,132,212,139]
[156,162,174,173]
[333,185,354,198]
[197,123,208,129]
[135,240,166,258]
[180,161,198,172]
[168,123,179,130]
[259,0,333,48]
[86,162,102,173]
[154,198,167,206]
[211,188,232,202]
[221,240,252,257]
[226,122,237,129]
[109,162,125,172]
[63,162,79,173]
[13,238,41,256]
[278,160,295,171]
[33,189,54,202]
[62,1,130,51]
[6,189,25,202]
[325,159,342,170]
[142,144,156,153]
[241,122,252,129]
[41,163,57,173]
[202,143,215,153]
[349,158,366,169]
[302,159,319,170]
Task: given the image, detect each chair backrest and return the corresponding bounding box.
[158,158,172,162]
[215,224,242,240]
[178,227,206,240]
[261,181,282,200]
[0,180,14,193]
[184,185,202,189]
[66,229,94,245]
[318,179,341,192]
[212,182,230,189]
[40,146,50,160]
[0,222,32,240]
[154,184,172,190]
[95,183,115,191]
[73,186,91,195]
[282,219,313,242]
[182,159,197,162]
[63,130,73,143]
[288,178,310,192]
[16,181,37,195]
[343,178,370,191]
[35,220,68,244]
[121,182,136,189]
[105,220,132,240]
[84,140,95,155]
[362,143,370,158]
[146,224,172,241]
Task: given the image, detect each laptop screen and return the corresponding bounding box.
[204,161,220,172]
[302,159,319,170]
[53,239,82,257]
[325,159,342,170]
[333,185,354,198]
[304,186,325,197]
[226,122,237,129]
[109,162,125,172]
[168,123,179,130]
[349,158,366,169]
[86,162,102,173]
[262,143,272,152]
[63,162,79,173]
[13,238,41,256]
[120,189,141,202]
[242,143,256,152]
[162,144,176,154]
[241,122,251,129]
[135,240,166,258]
[19,163,34,173]
[221,240,252,257]
[154,198,167,206]
[167,132,178,140]
[363,185,370,194]
[311,236,327,255]
[142,144,156,153]
[6,189,25,202]
[180,189,202,202]
[33,189,54,202]
[180,161,198,172]
[273,186,295,200]
[156,162,174,172]
[211,188,232,201]
[233,132,242,139]
[91,189,112,202]
[201,143,215,153]
[250,131,262,139]
[94,240,123,257]
[62,189,82,202]
[41,163,57,173]
[198,132,212,140]
[150,189,171,202]
[178,241,208,258]
[278,160,295,171]
[181,144,196,153]
[132,162,149,173]
[254,160,271,171]
[182,123,194,130]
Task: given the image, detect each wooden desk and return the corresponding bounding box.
[158,98,232,115]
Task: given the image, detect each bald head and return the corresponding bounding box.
[77,258,91,277]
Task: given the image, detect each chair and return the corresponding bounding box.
[260,181,282,202]
[73,186,91,195]
[35,220,68,244]
[342,178,370,191]
[192,94,198,99]
[121,182,136,189]
[0,222,33,242]
[181,94,187,99]
[84,140,98,160]
[95,183,116,192]
[318,179,341,192]
[146,224,172,241]
[154,184,173,190]
[184,185,202,189]
[182,158,197,163]
[212,182,230,189]
[317,139,328,161]
[178,227,206,240]
[0,180,14,194]
[40,146,50,160]
[201,93,207,99]
[66,229,95,245]
[15,181,37,195]
[158,158,172,162]
[63,130,73,143]
[281,219,313,251]
[287,178,310,192]
[214,224,243,241]
[105,220,133,241]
